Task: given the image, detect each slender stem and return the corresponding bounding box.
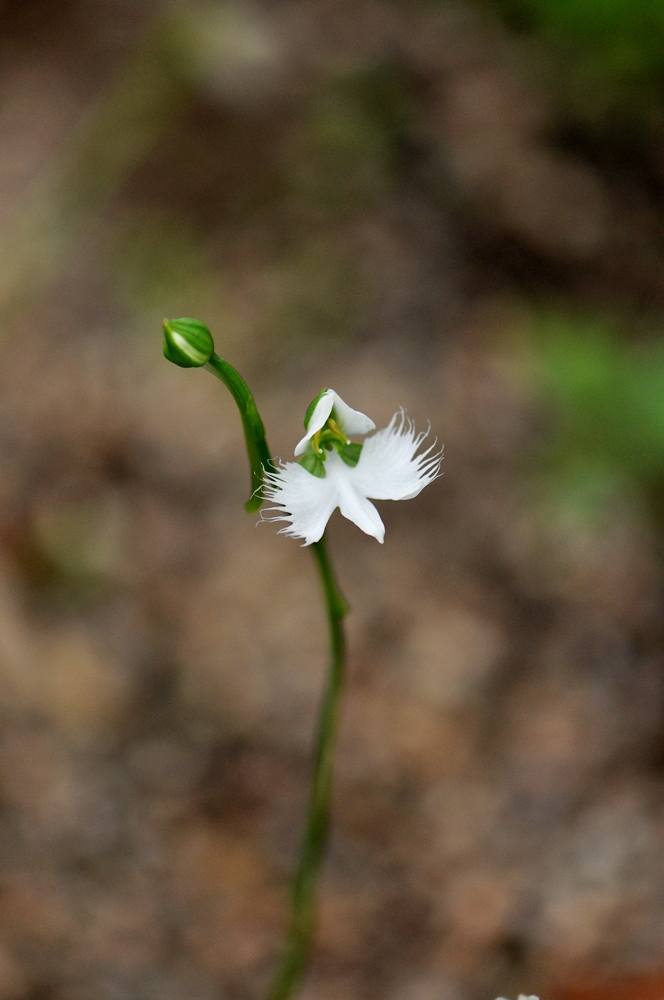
[268,531,348,1000]
[199,351,349,998]
[204,353,275,511]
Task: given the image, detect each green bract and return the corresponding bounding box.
[163,317,214,368]
[339,441,362,467]
[299,453,327,477]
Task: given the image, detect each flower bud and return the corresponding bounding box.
[163,317,214,367]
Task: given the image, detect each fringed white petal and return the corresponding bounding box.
[262,452,385,545]
[349,410,442,501]
[294,389,375,456]
[262,460,339,545]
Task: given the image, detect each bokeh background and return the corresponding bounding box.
[2,1,664,998]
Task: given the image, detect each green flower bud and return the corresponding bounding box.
[163,317,214,368]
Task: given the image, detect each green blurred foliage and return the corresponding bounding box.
[283,64,412,217]
[109,211,219,322]
[107,61,412,352]
[488,0,664,138]
[525,316,664,525]
[261,65,413,344]
[6,497,126,608]
[35,498,125,585]
[260,235,370,348]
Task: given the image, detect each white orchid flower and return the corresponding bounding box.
[262,389,442,545]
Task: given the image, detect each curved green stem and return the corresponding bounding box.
[201,352,348,999]
[204,353,275,511]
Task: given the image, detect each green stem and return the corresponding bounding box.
[201,352,348,998]
[267,532,348,1000]
[204,353,275,511]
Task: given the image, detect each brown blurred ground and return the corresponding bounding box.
[1,1,664,999]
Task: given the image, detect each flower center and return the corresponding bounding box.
[299,415,363,477]
[312,418,349,454]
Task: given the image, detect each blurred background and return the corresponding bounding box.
[1,1,664,998]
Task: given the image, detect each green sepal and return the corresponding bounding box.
[304,389,329,429]
[299,453,327,477]
[163,317,214,368]
[339,442,362,467]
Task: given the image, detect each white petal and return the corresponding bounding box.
[261,460,339,545]
[294,390,335,456]
[262,452,388,545]
[329,391,376,436]
[327,455,385,542]
[293,389,375,456]
[349,411,442,501]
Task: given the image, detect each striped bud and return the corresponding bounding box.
[163,317,214,368]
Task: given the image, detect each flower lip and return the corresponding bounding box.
[294,389,375,457]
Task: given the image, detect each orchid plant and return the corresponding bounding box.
[163,318,442,1000]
